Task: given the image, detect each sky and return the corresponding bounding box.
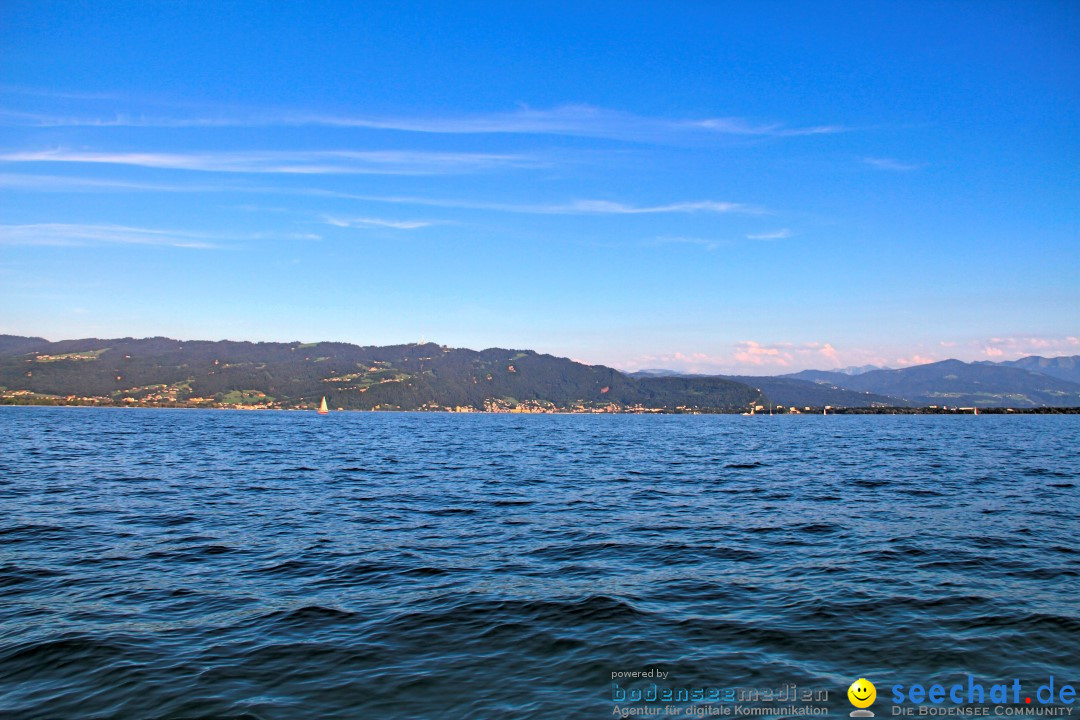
[1,1,1077,374]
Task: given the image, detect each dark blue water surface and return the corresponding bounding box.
[1,407,1078,719]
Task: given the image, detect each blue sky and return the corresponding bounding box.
[1,1,1077,373]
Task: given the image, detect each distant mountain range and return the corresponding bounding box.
[986,355,1080,384]
[0,335,760,412]
[781,358,1080,407]
[628,370,904,407]
[722,376,904,408]
[834,364,887,376]
[2,335,1078,410]
[628,355,1080,408]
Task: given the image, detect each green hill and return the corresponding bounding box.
[0,336,762,413]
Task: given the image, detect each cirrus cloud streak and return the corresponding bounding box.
[0,102,845,144]
[0,223,319,249]
[0,148,543,176]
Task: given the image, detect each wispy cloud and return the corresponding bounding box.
[323,216,440,230]
[0,172,756,218]
[0,84,126,101]
[862,157,922,171]
[617,341,847,374]
[300,105,847,141]
[0,223,222,249]
[0,103,845,143]
[645,229,793,252]
[564,199,751,214]
[620,336,1080,376]
[647,236,729,251]
[733,341,787,367]
[979,335,1080,359]
[0,223,319,249]
[893,336,1080,364]
[746,228,792,240]
[0,172,241,193]
[690,117,844,137]
[319,194,759,216]
[733,340,842,369]
[893,353,938,367]
[0,149,543,175]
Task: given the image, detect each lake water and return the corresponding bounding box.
[1,408,1078,718]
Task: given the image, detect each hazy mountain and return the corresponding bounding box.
[786,359,1080,407]
[784,369,853,385]
[0,336,761,412]
[835,364,887,375]
[991,355,1080,384]
[721,376,909,408]
[628,369,685,378]
[630,370,907,407]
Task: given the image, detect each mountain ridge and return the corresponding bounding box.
[782,358,1080,408]
[3,336,1077,410]
[988,355,1080,384]
[636,355,1080,408]
[0,335,761,413]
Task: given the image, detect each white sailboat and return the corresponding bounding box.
[317,396,329,415]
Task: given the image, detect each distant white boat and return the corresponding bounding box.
[318,396,329,415]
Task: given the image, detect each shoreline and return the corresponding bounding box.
[2,401,1079,415]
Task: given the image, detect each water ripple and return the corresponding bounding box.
[0,408,1077,718]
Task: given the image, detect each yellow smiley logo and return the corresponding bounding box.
[848,678,877,709]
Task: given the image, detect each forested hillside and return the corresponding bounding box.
[0,336,761,412]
